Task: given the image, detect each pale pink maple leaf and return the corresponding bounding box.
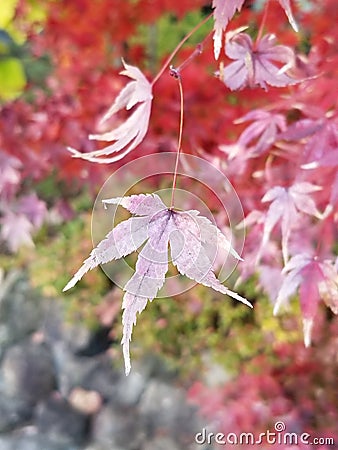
[63,193,252,375]
[17,193,47,228]
[68,61,153,164]
[260,182,323,264]
[329,172,338,207]
[212,0,245,60]
[0,212,34,252]
[0,151,22,192]
[235,109,287,156]
[236,211,283,292]
[258,265,283,301]
[212,0,298,61]
[280,118,338,206]
[280,118,338,168]
[318,257,338,315]
[278,118,323,141]
[301,120,338,169]
[278,0,299,32]
[274,254,338,347]
[221,31,298,91]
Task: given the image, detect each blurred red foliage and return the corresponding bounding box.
[0,0,337,354]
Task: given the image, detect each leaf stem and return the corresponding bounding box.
[170,75,184,208]
[256,0,270,44]
[151,12,213,86]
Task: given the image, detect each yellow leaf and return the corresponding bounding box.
[0,57,26,100]
[0,0,19,27]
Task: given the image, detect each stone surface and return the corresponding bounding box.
[142,436,182,450]
[51,341,98,396]
[83,445,124,450]
[139,380,197,438]
[0,432,80,450]
[112,369,147,408]
[0,271,207,450]
[92,404,146,450]
[1,342,56,403]
[81,360,121,401]
[35,395,89,446]
[0,393,32,432]
[0,435,13,450]
[0,272,42,357]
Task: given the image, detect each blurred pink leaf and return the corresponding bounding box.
[0,212,34,252]
[318,257,338,315]
[236,109,287,156]
[260,182,323,264]
[64,193,252,375]
[278,0,299,32]
[258,265,283,300]
[212,0,297,61]
[221,31,298,90]
[275,254,338,346]
[301,120,338,169]
[0,151,21,193]
[17,193,47,228]
[329,172,338,206]
[68,60,153,163]
[212,0,245,60]
[278,118,323,141]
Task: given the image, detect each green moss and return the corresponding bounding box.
[129,9,212,71]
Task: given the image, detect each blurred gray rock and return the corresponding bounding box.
[81,360,121,401]
[142,436,182,450]
[0,269,206,450]
[35,395,88,446]
[112,370,146,408]
[83,444,124,450]
[0,431,80,450]
[0,393,32,432]
[61,323,93,354]
[0,434,13,450]
[92,404,146,450]
[0,272,42,358]
[139,381,197,438]
[51,341,98,396]
[138,355,178,382]
[1,342,56,403]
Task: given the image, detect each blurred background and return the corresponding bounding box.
[0,0,337,449]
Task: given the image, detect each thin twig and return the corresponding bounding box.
[256,0,270,44]
[151,12,213,86]
[170,75,184,208]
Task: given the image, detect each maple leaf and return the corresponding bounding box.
[0,151,22,192]
[302,120,338,169]
[279,118,338,206]
[212,0,298,60]
[280,118,338,168]
[259,182,323,264]
[63,194,252,375]
[278,0,299,32]
[67,61,153,163]
[235,109,287,156]
[17,193,47,228]
[0,211,34,252]
[212,0,245,60]
[221,30,298,90]
[278,118,323,142]
[274,254,338,347]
